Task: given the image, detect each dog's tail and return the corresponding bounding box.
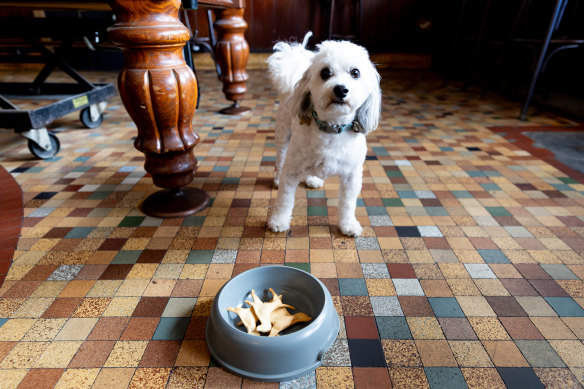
[267,31,315,96]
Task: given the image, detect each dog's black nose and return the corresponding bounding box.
[333,84,348,99]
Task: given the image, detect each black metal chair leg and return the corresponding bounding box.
[519,0,565,120]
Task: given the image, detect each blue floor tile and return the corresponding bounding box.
[425,367,468,389]
[347,339,386,367]
[376,316,412,339]
[544,297,584,317]
[339,278,368,296]
[428,297,465,317]
[497,368,544,389]
[186,250,214,264]
[152,317,190,340]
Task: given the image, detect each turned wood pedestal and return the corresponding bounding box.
[108,0,250,217]
[214,7,250,115]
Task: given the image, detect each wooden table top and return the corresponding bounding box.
[0,0,245,11]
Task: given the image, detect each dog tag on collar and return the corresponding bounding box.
[299,117,312,126]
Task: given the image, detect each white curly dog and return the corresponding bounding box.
[266,33,381,237]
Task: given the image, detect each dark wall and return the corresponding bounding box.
[437,0,584,96]
[190,0,438,53]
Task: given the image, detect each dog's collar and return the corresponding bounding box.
[300,110,360,134]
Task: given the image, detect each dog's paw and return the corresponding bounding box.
[304,176,324,189]
[267,216,290,233]
[339,220,363,237]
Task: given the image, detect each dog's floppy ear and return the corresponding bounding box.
[355,68,381,135]
[290,69,313,124]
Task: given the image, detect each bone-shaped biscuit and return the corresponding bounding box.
[245,288,294,333]
[250,289,282,304]
[227,306,260,335]
[269,307,312,337]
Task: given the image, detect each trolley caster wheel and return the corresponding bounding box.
[28,132,60,159]
[80,106,103,128]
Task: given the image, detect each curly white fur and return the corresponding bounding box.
[266,35,381,237]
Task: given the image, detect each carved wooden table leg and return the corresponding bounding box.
[214,8,250,115]
[108,0,209,218]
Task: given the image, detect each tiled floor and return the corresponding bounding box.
[0,67,584,388]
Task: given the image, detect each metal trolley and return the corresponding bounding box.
[0,12,116,159]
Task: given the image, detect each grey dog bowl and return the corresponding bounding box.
[205,265,340,382]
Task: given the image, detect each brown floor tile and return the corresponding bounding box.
[320,278,340,296]
[450,340,494,367]
[483,340,529,367]
[489,264,523,279]
[74,265,108,280]
[21,265,58,281]
[485,296,527,316]
[174,339,210,367]
[382,339,422,367]
[184,316,208,340]
[345,316,379,339]
[413,264,443,280]
[232,263,260,277]
[529,279,570,297]
[461,368,506,389]
[352,367,392,389]
[131,297,170,317]
[41,298,83,318]
[438,318,478,340]
[120,317,160,340]
[68,340,115,368]
[0,341,16,361]
[420,280,453,297]
[17,368,64,389]
[499,317,544,340]
[58,280,96,298]
[515,264,552,279]
[98,238,128,251]
[389,367,429,389]
[341,296,373,316]
[99,264,133,280]
[500,278,539,296]
[336,263,364,278]
[87,317,129,340]
[92,367,135,389]
[136,249,166,263]
[415,339,457,367]
[562,317,584,339]
[171,279,203,298]
[167,367,208,388]
[204,366,242,388]
[468,317,510,340]
[139,340,181,367]
[531,317,577,339]
[2,281,42,298]
[399,296,434,316]
[387,263,416,278]
[128,367,171,388]
[534,367,583,389]
[260,250,285,264]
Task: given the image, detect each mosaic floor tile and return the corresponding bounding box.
[497,367,545,389]
[2,67,584,387]
[424,367,468,389]
[533,367,583,389]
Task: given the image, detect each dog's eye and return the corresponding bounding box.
[350,68,360,79]
[320,68,332,81]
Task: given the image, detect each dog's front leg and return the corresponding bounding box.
[274,140,288,188]
[267,173,301,233]
[338,169,363,237]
